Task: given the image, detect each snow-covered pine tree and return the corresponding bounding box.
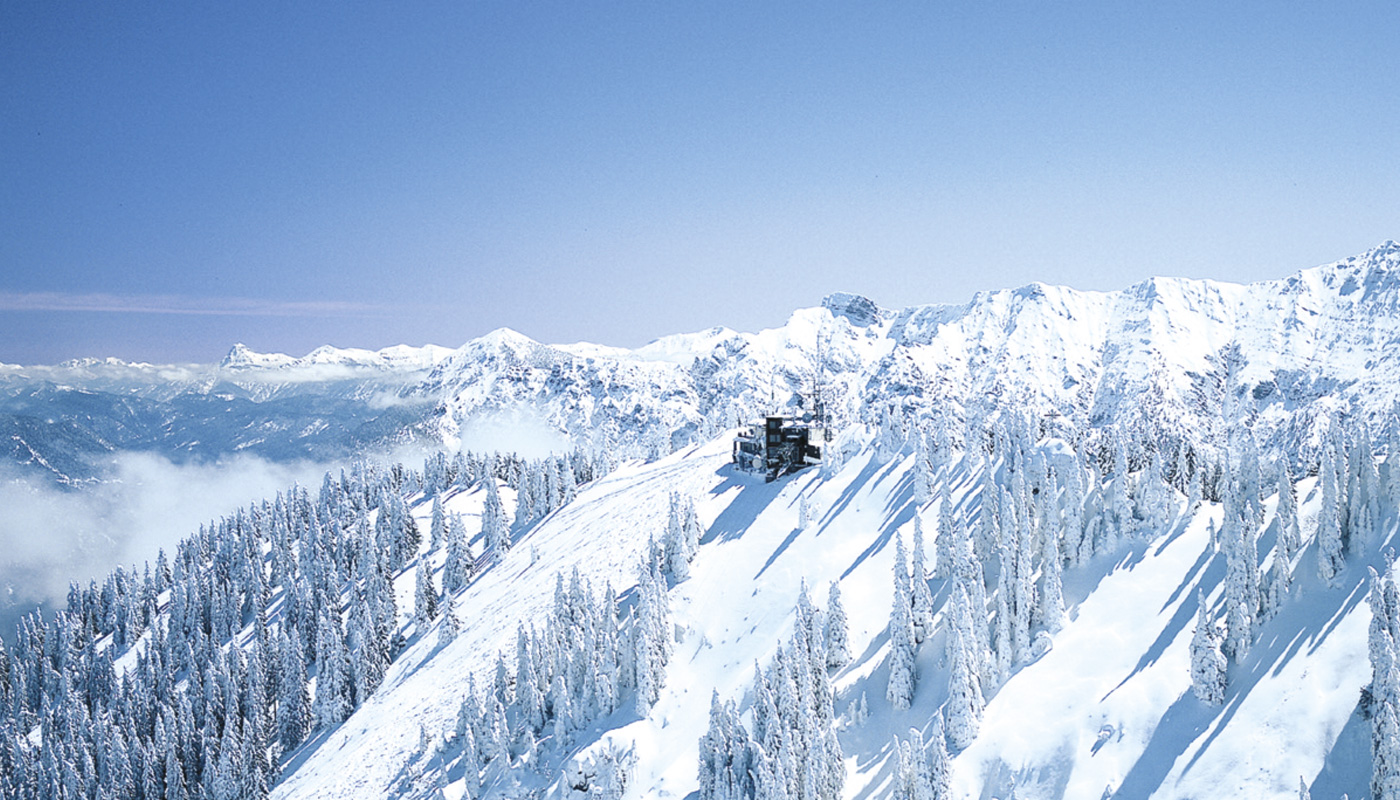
[683,496,704,555]
[876,403,908,464]
[1057,463,1087,568]
[1276,460,1302,565]
[914,430,935,507]
[664,493,695,581]
[276,626,310,751]
[313,612,351,728]
[1220,510,1255,665]
[935,479,959,579]
[1318,439,1346,586]
[1038,512,1066,634]
[1344,429,1374,556]
[911,516,936,644]
[945,624,984,751]
[1370,565,1400,800]
[825,581,851,669]
[894,729,932,800]
[1110,435,1135,540]
[429,494,447,552]
[1186,459,1203,519]
[1189,590,1227,705]
[888,532,917,710]
[439,596,461,647]
[514,461,539,529]
[414,563,439,630]
[442,512,474,594]
[975,464,1001,566]
[633,550,672,715]
[993,579,1013,686]
[481,479,511,560]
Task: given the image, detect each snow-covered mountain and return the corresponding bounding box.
[8,240,1400,485]
[7,242,1400,800]
[0,343,453,485]
[410,240,1400,466]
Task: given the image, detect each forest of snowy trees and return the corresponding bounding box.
[698,582,847,800]
[0,446,614,800]
[859,406,1400,799]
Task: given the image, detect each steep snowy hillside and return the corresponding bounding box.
[255,431,1382,800]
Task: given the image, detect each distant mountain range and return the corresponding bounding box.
[7,241,1400,485]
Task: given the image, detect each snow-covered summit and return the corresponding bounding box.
[220,341,452,371]
[404,242,1400,465]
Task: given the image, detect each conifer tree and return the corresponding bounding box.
[1039,516,1066,634]
[1318,442,1346,585]
[276,627,310,751]
[887,533,917,710]
[414,565,439,630]
[993,582,1012,686]
[633,552,671,715]
[945,625,984,751]
[913,432,935,507]
[1221,512,1255,665]
[664,493,694,581]
[1276,460,1302,564]
[928,708,951,800]
[481,480,511,559]
[442,512,473,594]
[975,465,1001,565]
[313,613,350,729]
[910,517,935,644]
[1189,591,1226,705]
[935,480,959,579]
[429,495,447,552]
[439,597,461,647]
[1370,566,1400,800]
[825,581,851,669]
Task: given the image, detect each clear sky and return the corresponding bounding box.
[3,2,1397,364]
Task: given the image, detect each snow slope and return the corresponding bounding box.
[270,432,1381,800]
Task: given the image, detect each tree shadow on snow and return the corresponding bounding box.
[1103,547,1226,700]
[1308,704,1370,800]
[835,464,919,583]
[1112,541,1379,800]
[818,457,894,533]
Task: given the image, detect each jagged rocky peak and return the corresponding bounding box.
[219,343,297,369]
[821,291,887,327]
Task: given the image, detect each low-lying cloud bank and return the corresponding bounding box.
[0,452,334,640]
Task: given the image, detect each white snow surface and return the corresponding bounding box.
[271,436,1379,800]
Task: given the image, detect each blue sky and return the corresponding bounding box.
[3,2,1397,363]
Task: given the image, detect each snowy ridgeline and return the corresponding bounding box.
[4,404,1400,800]
[13,242,1400,494]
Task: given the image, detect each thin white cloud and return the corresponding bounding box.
[0,291,394,317]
